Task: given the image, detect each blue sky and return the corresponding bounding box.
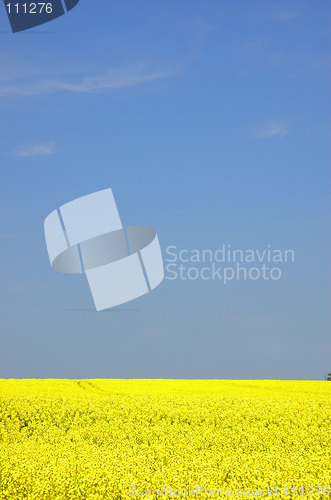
[0,0,330,379]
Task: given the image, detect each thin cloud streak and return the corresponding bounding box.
[259,122,289,139]
[13,142,55,157]
[269,10,297,21]
[0,63,176,96]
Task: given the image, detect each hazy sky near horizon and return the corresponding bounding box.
[0,1,330,379]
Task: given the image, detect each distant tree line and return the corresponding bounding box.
[326,373,331,381]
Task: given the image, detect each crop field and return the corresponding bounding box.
[0,379,330,500]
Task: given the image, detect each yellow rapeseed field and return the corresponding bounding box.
[0,379,330,500]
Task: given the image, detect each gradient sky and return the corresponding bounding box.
[0,0,330,379]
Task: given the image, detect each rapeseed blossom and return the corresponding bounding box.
[0,379,330,499]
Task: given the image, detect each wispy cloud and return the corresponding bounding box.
[269,10,297,21]
[13,142,55,157]
[0,62,176,96]
[259,122,289,139]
